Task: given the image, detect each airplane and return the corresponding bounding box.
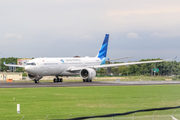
[4,34,165,83]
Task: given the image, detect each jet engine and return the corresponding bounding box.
[28,74,42,80]
[80,68,96,80]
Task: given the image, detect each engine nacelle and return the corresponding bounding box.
[80,68,96,80]
[28,74,42,80]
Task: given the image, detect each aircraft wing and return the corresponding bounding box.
[92,60,163,69]
[68,60,163,71]
[4,62,26,68]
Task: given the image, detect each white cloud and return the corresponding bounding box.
[151,31,180,38]
[127,32,139,39]
[3,33,22,39]
[106,7,180,17]
[81,35,93,39]
[0,33,23,45]
[151,32,160,37]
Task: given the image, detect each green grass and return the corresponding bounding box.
[97,75,180,81]
[119,76,179,81]
[0,85,180,120]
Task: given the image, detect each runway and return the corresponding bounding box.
[1,81,180,88]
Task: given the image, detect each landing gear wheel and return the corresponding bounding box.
[54,77,63,83]
[34,80,39,83]
[83,79,92,82]
[53,78,57,83]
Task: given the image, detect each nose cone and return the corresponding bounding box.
[25,66,29,72]
[25,66,33,74]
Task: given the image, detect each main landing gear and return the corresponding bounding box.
[53,76,63,83]
[83,79,92,82]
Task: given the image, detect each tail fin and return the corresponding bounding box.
[96,34,109,59]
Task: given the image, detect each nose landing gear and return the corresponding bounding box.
[33,76,42,83]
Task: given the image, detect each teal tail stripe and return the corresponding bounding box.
[98,34,109,59]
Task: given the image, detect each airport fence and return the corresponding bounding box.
[17,115,180,120]
[17,110,180,120]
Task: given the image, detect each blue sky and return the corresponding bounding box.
[0,0,180,62]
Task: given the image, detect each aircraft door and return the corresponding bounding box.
[40,60,44,68]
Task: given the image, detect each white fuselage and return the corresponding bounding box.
[25,57,101,76]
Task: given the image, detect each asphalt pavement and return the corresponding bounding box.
[0,81,180,88]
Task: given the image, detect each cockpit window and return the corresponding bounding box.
[26,62,36,66]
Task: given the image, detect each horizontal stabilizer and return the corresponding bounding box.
[106,57,133,62]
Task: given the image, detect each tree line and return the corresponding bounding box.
[0,57,180,76]
[0,57,24,72]
[97,58,180,76]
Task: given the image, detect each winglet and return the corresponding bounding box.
[163,56,177,62]
[3,62,6,65]
[173,56,177,61]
